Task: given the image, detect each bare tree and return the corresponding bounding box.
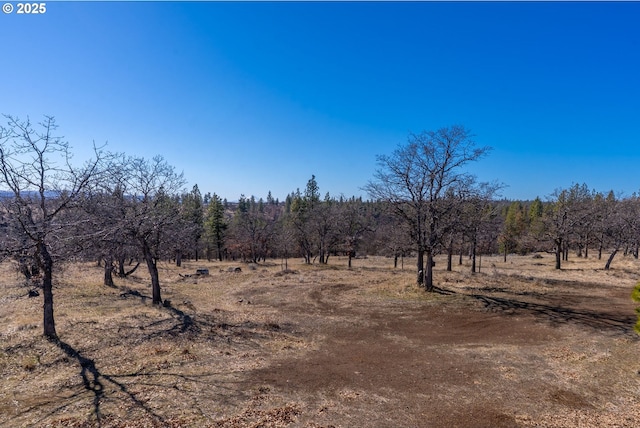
[364,202,412,268]
[603,195,640,270]
[459,181,502,273]
[543,184,592,270]
[227,195,278,263]
[121,155,185,305]
[337,197,374,268]
[85,153,140,287]
[313,193,341,264]
[0,115,103,339]
[592,191,617,261]
[365,125,490,291]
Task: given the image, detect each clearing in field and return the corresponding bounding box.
[1,254,639,427]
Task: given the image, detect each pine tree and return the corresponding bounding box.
[528,197,543,223]
[204,193,227,261]
[181,184,204,261]
[500,201,526,260]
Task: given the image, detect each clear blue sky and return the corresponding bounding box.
[1,1,638,202]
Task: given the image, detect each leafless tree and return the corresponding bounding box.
[227,195,279,263]
[458,181,502,273]
[0,115,103,339]
[543,184,592,270]
[312,193,341,264]
[603,195,640,269]
[84,152,140,287]
[373,207,412,269]
[119,155,185,305]
[337,197,374,268]
[365,125,491,291]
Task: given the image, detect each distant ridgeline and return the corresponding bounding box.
[0,190,63,199]
[0,190,146,201]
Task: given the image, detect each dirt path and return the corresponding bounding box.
[241,270,640,427]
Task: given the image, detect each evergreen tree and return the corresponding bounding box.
[528,197,543,223]
[499,201,526,260]
[305,175,320,206]
[204,193,227,261]
[180,184,204,261]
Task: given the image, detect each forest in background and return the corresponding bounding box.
[1,115,639,339]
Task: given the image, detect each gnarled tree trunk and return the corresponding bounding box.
[38,242,57,339]
[144,246,162,305]
[103,255,115,287]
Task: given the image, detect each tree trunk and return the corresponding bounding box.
[605,248,619,270]
[598,240,603,260]
[416,249,424,286]
[118,254,128,277]
[217,242,223,262]
[103,256,115,287]
[425,252,434,292]
[176,250,182,267]
[393,254,398,269]
[348,252,353,268]
[144,249,162,305]
[447,244,453,272]
[555,239,562,270]
[39,242,57,339]
[471,236,477,274]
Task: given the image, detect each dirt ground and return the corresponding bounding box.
[1,254,639,427]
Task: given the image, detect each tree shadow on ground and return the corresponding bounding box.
[5,286,273,427]
[118,285,298,345]
[45,339,169,428]
[118,287,200,335]
[8,327,250,427]
[464,292,637,337]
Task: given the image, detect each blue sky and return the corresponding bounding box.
[1,1,639,202]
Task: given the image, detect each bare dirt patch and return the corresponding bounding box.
[1,255,639,427]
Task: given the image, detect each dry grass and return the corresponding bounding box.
[1,253,639,427]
